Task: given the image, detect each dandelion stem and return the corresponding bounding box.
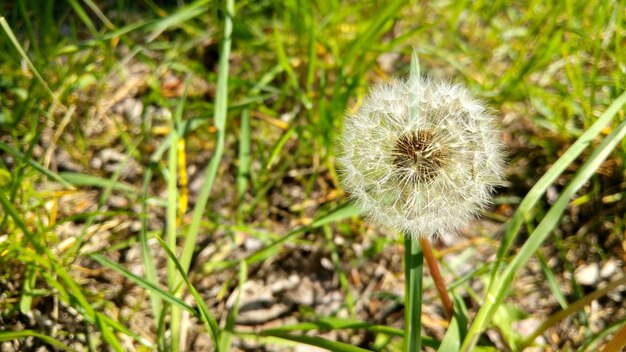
[404,235,423,352]
[419,236,454,321]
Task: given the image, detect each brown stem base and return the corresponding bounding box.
[419,236,454,322]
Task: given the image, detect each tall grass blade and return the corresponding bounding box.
[139,167,163,338]
[489,90,626,280]
[166,78,189,352]
[0,17,59,106]
[237,108,251,203]
[462,110,626,351]
[219,261,247,351]
[139,165,164,348]
[179,0,234,278]
[410,47,421,123]
[153,236,220,349]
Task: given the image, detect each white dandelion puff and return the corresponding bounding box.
[336,75,506,240]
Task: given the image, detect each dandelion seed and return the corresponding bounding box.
[337,74,506,239]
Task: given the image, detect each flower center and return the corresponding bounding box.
[391,130,449,182]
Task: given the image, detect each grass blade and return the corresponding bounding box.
[579,318,626,352]
[18,264,36,314]
[50,262,125,350]
[262,317,403,336]
[323,224,354,314]
[166,78,188,352]
[536,249,568,309]
[219,261,247,351]
[139,164,165,349]
[93,310,154,348]
[438,292,469,352]
[342,0,405,68]
[67,0,99,36]
[66,140,142,257]
[260,316,441,347]
[89,254,196,316]
[439,313,463,352]
[153,236,220,349]
[462,111,626,351]
[311,202,361,227]
[81,0,115,30]
[0,188,46,254]
[404,236,424,352]
[237,108,251,204]
[0,203,126,352]
[179,0,234,278]
[146,1,210,42]
[167,78,189,289]
[244,202,361,266]
[204,202,361,273]
[58,172,135,193]
[602,322,626,352]
[489,89,626,280]
[0,17,60,106]
[0,330,70,350]
[265,127,295,170]
[521,274,626,350]
[260,331,372,352]
[0,142,74,189]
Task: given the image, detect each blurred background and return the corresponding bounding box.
[0,0,625,351]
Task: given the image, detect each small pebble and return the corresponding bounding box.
[600,259,620,279]
[243,236,263,252]
[575,262,600,286]
[107,195,129,208]
[320,257,333,270]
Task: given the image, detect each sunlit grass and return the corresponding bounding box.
[1,0,625,351]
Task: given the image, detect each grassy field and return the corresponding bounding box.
[1,0,626,351]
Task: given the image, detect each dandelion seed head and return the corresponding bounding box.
[336,76,506,239]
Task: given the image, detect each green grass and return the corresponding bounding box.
[1,0,626,351]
